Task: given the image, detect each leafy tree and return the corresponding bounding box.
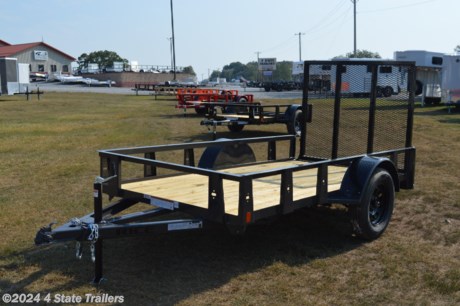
[245,61,259,80]
[272,61,293,80]
[221,62,247,81]
[182,66,196,75]
[209,70,220,80]
[78,50,128,69]
[455,45,460,54]
[334,49,381,59]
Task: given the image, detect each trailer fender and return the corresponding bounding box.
[284,104,312,123]
[284,104,302,120]
[339,156,399,203]
[198,138,256,169]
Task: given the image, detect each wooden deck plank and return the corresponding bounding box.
[122,160,346,216]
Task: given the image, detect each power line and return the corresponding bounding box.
[303,0,349,34]
[325,6,352,58]
[259,36,296,54]
[359,0,438,13]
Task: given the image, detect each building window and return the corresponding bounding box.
[38,65,44,72]
[432,57,443,65]
[62,65,69,73]
[379,66,392,74]
[50,65,57,72]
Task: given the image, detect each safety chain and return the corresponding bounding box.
[71,218,99,261]
[87,223,99,242]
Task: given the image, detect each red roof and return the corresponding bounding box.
[0,41,75,61]
[0,39,11,46]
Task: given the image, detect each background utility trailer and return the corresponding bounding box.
[175,88,254,115]
[330,58,408,98]
[200,101,308,138]
[35,60,416,284]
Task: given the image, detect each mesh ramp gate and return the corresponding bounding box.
[301,60,415,171]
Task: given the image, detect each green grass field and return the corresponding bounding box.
[0,92,459,305]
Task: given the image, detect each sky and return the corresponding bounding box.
[1,0,458,80]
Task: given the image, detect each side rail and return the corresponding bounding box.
[98,135,413,234]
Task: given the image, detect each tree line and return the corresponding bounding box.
[78,49,385,81]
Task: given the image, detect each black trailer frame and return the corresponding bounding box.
[200,101,310,139]
[35,60,417,284]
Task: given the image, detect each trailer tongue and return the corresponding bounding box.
[35,60,416,284]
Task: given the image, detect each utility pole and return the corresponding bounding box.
[255,51,261,63]
[351,0,358,56]
[295,32,305,61]
[255,51,261,81]
[167,37,173,70]
[170,0,176,80]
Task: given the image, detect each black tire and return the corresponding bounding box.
[415,80,423,96]
[383,86,393,97]
[195,107,208,115]
[287,109,303,136]
[227,124,244,132]
[226,97,248,114]
[237,97,248,104]
[350,168,395,240]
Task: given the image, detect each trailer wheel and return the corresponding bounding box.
[415,80,423,96]
[227,124,244,132]
[350,168,394,240]
[225,97,248,114]
[383,86,393,97]
[195,107,208,115]
[238,97,248,104]
[287,109,303,136]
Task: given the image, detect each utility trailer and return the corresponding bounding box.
[200,101,307,138]
[175,88,254,115]
[35,60,416,284]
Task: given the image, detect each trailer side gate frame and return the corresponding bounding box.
[35,60,416,284]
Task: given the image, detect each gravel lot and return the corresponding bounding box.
[31,81,303,100]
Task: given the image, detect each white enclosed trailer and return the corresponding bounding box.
[394,50,443,104]
[330,58,405,97]
[0,58,30,95]
[441,55,460,107]
[0,58,18,95]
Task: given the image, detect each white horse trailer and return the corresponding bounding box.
[394,50,443,105]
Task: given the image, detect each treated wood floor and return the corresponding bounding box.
[122,160,346,216]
